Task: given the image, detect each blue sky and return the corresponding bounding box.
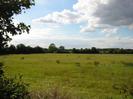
[11,0,133,48]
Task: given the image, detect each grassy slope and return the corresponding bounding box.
[0,54,133,98]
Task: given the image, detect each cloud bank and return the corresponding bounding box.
[33,0,133,33]
[11,28,133,49]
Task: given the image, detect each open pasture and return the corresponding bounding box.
[0,54,133,98]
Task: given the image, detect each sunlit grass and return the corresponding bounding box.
[0,54,133,98]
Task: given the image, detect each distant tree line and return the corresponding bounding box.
[0,43,133,55]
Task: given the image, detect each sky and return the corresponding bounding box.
[11,0,133,49]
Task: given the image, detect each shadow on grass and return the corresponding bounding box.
[121,61,133,67]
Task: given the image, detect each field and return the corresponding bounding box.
[0,54,133,98]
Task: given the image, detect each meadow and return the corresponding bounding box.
[0,54,133,99]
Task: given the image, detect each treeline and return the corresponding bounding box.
[0,43,133,54]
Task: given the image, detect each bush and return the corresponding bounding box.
[0,62,4,77]
[56,60,60,64]
[94,61,100,66]
[21,57,25,60]
[0,62,30,99]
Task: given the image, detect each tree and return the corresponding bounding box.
[33,46,44,53]
[16,44,27,53]
[58,46,65,53]
[8,44,16,54]
[48,43,57,53]
[91,47,99,53]
[72,48,79,53]
[0,0,35,49]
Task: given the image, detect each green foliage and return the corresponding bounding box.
[48,43,58,53]
[1,43,133,54]
[0,62,4,77]
[0,62,30,99]
[0,76,30,99]
[58,46,66,53]
[0,0,34,48]
[91,47,99,53]
[21,57,25,60]
[56,60,60,64]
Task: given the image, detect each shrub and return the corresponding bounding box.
[0,62,30,99]
[0,62,4,77]
[94,61,100,66]
[56,60,60,64]
[21,57,25,60]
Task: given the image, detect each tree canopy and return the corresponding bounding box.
[48,43,57,53]
[0,0,34,49]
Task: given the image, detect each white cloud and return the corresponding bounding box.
[10,27,133,48]
[80,25,95,32]
[33,0,133,33]
[27,0,133,48]
[10,28,91,48]
[33,9,80,24]
[74,0,133,32]
[87,36,133,48]
[102,28,118,34]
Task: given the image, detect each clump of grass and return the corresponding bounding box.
[111,61,116,64]
[113,80,133,98]
[56,60,60,64]
[86,57,91,60]
[120,61,125,64]
[75,62,80,67]
[21,57,25,60]
[29,87,72,99]
[121,61,133,67]
[94,61,100,66]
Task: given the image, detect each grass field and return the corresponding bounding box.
[0,54,133,98]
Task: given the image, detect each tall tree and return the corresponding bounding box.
[0,0,34,49]
[48,43,57,53]
[58,46,65,53]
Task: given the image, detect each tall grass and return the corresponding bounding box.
[29,87,72,99]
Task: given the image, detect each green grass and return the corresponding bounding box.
[0,54,133,98]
